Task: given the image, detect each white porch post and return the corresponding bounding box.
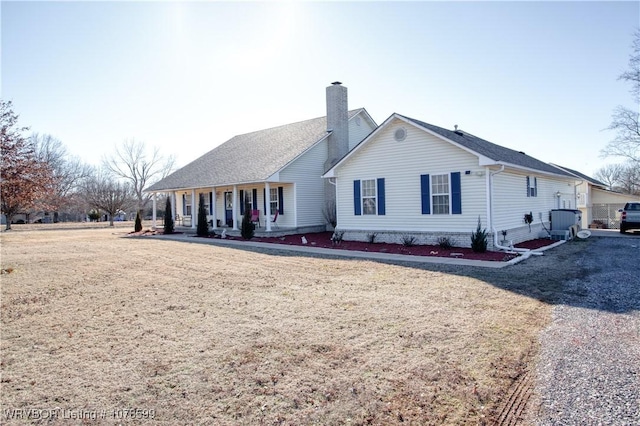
[265,182,271,232]
[232,185,238,230]
[191,189,196,229]
[172,192,177,220]
[152,193,157,229]
[211,188,217,229]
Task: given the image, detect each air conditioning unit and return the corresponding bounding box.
[550,230,571,241]
[551,209,582,231]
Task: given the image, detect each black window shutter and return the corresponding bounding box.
[278,187,284,214]
[451,172,462,214]
[420,174,431,214]
[263,188,266,214]
[252,188,258,210]
[377,178,385,215]
[354,180,361,215]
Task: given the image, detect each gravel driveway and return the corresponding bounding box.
[531,236,640,424]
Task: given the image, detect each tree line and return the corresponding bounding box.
[1,100,174,230]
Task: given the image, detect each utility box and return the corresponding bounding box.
[551,209,582,231]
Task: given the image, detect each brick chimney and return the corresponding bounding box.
[324,82,349,219]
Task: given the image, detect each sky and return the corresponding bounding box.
[2,1,639,177]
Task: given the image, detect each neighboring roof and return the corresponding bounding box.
[549,164,607,187]
[399,115,574,177]
[146,109,367,191]
[325,113,576,178]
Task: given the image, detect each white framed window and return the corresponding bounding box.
[184,194,192,216]
[361,179,377,215]
[431,174,450,215]
[270,188,279,215]
[527,176,538,197]
[244,190,253,210]
[201,193,210,215]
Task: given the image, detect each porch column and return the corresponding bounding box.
[265,182,271,232]
[232,185,238,230]
[152,193,157,229]
[211,189,217,229]
[191,189,197,229]
[172,192,177,220]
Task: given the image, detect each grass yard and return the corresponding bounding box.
[0,227,588,425]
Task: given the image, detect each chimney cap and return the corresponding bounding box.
[331,81,342,86]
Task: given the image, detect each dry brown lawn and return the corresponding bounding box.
[0,227,588,425]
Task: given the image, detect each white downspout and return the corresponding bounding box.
[489,165,539,254]
[573,179,584,228]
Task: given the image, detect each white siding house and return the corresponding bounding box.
[324,114,579,250]
[145,83,376,233]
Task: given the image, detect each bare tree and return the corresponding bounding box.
[103,139,175,215]
[82,168,133,226]
[1,101,53,230]
[603,31,640,165]
[594,163,623,191]
[603,106,640,164]
[30,133,91,220]
[618,162,640,195]
[618,29,640,103]
[594,162,639,195]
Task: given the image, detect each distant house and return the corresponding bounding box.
[551,164,638,230]
[322,113,579,249]
[145,83,376,233]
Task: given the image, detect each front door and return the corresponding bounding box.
[224,192,233,226]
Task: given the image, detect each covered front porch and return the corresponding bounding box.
[172,223,326,238]
[147,180,300,234]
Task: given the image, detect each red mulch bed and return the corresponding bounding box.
[228,232,556,262]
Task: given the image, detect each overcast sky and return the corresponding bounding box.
[3,1,639,177]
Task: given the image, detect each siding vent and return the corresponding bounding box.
[394,128,407,141]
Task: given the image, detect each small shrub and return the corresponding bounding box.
[471,216,488,253]
[401,235,417,247]
[331,230,344,245]
[88,210,100,222]
[134,211,142,232]
[240,206,255,240]
[367,233,377,244]
[163,198,174,234]
[437,236,452,250]
[197,194,209,237]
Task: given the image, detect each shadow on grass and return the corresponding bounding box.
[148,234,639,314]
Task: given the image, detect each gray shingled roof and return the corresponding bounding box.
[400,115,575,177]
[550,164,607,187]
[146,110,364,191]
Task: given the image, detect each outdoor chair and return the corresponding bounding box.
[271,211,279,228]
[250,209,260,227]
